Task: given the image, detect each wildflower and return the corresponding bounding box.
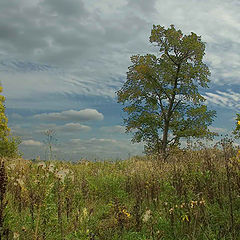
[16,178,24,187]
[13,232,20,239]
[169,207,174,214]
[55,168,72,183]
[83,207,88,217]
[199,199,205,205]
[62,168,70,174]
[190,200,198,208]
[238,120,240,125]
[56,170,66,182]
[34,179,40,184]
[7,163,16,170]
[180,203,185,208]
[122,209,131,218]
[69,174,74,182]
[142,209,151,222]
[48,163,55,173]
[181,215,189,222]
[37,161,46,169]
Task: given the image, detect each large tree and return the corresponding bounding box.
[117,24,217,158]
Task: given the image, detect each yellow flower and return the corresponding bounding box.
[180,203,186,208]
[182,215,189,222]
[199,199,205,205]
[122,209,131,218]
[83,207,88,217]
[238,120,240,125]
[190,200,198,208]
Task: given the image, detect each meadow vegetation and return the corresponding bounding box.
[0,139,240,239]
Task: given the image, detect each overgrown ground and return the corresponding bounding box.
[0,141,240,239]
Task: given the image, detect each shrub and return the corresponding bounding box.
[0,85,21,157]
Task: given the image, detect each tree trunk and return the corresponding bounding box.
[162,120,170,159]
[160,64,181,160]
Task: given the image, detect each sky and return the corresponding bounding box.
[0,0,240,160]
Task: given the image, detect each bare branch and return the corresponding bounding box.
[166,51,178,65]
[170,100,182,115]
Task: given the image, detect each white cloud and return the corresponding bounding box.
[208,126,227,133]
[21,139,43,146]
[204,89,240,110]
[204,92,231,107]
[100,125,125,133]
[56,122,91,132]
[89,138,117,144]
[34,108,104,122]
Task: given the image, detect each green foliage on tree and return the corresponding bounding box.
[117,24,217,158]
[0,85,21,158]
[232,114,240,139]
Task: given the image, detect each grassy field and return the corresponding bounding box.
[0,142,240,239]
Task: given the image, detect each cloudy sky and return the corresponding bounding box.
[1,0,240,160]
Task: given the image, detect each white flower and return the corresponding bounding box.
[16,178,24,187]
[56,170,67,182]
[142,209,151,222]
[13,232,20,239]
[48,163,55,173]
[36,162,46,169]
[55,168,72,183]
[8,163,16,170]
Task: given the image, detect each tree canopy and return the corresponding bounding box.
[233,114,240,139]
[117,24,217,159]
